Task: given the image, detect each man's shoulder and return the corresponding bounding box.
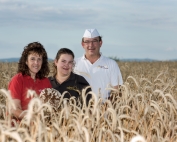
[74,56,87,68]
[101,55,117,63]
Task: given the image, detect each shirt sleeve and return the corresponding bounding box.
[111,60,123,86]
[8,74,23,100]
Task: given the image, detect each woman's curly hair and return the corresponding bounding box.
[18,42,50,79]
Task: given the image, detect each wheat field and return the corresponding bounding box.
[0,61,177,142]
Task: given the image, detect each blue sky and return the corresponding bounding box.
[0,0,177,60]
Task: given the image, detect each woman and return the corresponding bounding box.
[8,42,52,120]
[49,48,91,105]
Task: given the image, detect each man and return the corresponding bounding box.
[74,29,123,100]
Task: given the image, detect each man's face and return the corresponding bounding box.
[81,37,102,57]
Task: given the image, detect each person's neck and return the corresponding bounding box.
[55,73,70,84]
[30,74,36,81]
[85,54,101,64]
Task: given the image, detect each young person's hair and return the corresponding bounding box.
[53,48,75,77]
[55,48,74,60]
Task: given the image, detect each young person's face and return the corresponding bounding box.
[55,54,74,76]
[26,52,43,78]
[82,37,102,57]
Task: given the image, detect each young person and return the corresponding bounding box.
[48,48,91,105]
[8,42,52,120]
[74,29,123,100]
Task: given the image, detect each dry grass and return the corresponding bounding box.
[0,61,177,142]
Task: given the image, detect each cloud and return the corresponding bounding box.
[108,1,177,30]
[0,1,103,29]
[0,0,176,30]
[165,47,177,51]
[0,0,177,60]
[0,40,22,58]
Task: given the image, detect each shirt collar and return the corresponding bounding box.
[52,72,76,82]
[25,75,41,82]
[82,52,102,60]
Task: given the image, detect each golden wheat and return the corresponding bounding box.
[0,61,177,142]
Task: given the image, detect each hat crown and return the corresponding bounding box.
[83,29,100,38]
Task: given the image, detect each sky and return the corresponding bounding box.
[0,0,177,61]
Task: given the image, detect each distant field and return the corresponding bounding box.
[1,61,177,89]
[0,61,177,142]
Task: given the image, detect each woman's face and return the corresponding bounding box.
[55,54,74,77]
[26,52,43,78]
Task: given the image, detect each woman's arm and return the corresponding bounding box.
[11,99,26,120]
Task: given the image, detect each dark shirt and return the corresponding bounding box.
[48,72,91,105]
